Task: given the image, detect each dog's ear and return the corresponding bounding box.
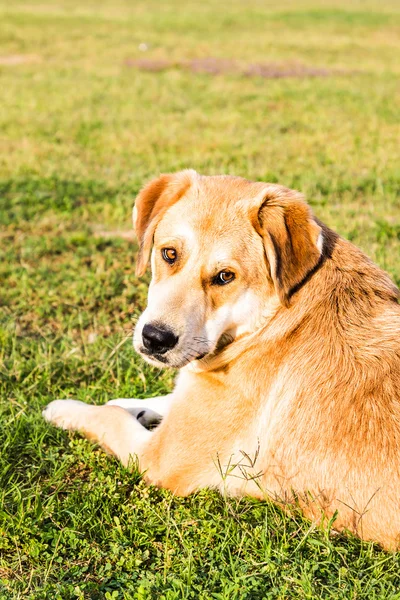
[251,185,322,307]
[133,170,197,276]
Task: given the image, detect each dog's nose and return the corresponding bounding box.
[142,323,179,355]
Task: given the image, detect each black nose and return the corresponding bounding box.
[142,323,179,355]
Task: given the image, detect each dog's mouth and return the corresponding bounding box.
[139,346,207,367]
[139,348,169,363]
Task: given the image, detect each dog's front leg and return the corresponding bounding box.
[43,400,151,467]
[106,394,174,428]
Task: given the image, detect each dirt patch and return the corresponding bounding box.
[124,58,171,72]
[124,57,350,79]
[243,63,332,78]
[0,54,41,66]
[187,57,237,75]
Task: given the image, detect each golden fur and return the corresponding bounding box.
[44,171,400,549]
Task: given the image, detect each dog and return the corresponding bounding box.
[43,170,400,549]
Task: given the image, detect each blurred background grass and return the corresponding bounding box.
[0,1,399,598]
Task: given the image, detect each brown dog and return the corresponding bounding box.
[43,171,400,549]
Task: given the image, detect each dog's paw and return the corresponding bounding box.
[135,408,162,429]
[42,399,86,430]
[106,399,162,429]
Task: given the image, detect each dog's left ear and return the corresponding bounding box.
[251,185,323,307]
[133,169,197,276]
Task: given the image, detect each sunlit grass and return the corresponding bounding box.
[0,0,399,597]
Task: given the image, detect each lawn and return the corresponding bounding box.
[0,0,400,597]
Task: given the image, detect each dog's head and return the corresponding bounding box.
[133,171,322,368]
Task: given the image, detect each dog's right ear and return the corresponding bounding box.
[250,184,323,307]
[133,170,197,276]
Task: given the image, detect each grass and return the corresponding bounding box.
[0,0,400,597]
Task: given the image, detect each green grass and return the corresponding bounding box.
[1,0,400,597]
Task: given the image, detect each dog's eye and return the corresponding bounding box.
[162,248,177,264]
[213,271,235,286]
